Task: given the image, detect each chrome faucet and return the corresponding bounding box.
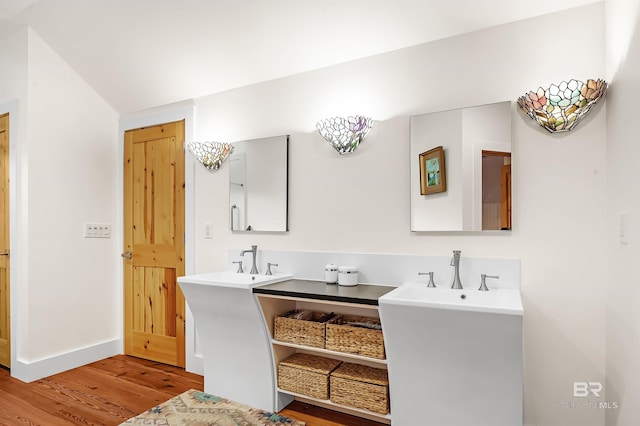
[450,250,463,289]
[240,245,259,274]
[265,262,278,275]
[418,271,437,288]
[479,274,499,291]
[232,260,244,273]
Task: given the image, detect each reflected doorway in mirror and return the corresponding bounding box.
[419,146,447,195]
[481,151,512,230]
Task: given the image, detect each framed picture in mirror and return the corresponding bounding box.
[419,146,446,195]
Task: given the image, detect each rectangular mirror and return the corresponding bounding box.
[410,101,512,232]
[229,135,289,232]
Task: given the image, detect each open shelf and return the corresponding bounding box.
[278,388,392,424]
[254,285,392,423]
[272,339,387,366]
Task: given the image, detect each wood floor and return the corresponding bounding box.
[0,355,385,426]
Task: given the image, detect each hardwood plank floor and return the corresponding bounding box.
[0,355,385,426]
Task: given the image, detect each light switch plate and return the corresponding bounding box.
[204,221,213,239]
[84,223,111,238]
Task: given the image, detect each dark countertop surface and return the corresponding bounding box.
[253,279,396,306]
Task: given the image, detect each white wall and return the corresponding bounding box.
[0,29,27,103]
[605,0,640,424]
[0,28,121,381]
[192,4,607,425]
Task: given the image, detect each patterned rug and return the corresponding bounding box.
[121,389,305,425]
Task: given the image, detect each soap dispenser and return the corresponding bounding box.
[325,264,338,284]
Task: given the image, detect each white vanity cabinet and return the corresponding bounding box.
[253,280,395,425]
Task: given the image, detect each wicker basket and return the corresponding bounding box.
[274,310,331,348]
[326,315,385,359]
[278,353,342,399]
[330,362,389,414]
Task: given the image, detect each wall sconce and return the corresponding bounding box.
[316,115,374,154]
[517,79,607,133]
[187,141,234,171]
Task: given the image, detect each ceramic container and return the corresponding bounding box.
[338,265,358,286]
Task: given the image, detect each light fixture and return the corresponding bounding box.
[517,79,607,133]
[187,141,234,171]
[316,115,374,154]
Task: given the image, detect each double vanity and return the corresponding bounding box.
[177,250,523,426]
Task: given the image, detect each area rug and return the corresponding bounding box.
[121,389,305,425]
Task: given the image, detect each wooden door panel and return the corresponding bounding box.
[132,244,181,266]
[124,120,185,367]
[132,266,177,336]
[131,332,178,362]
[131,138,177,246]
[0,113,10,368]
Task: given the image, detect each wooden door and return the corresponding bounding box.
[123,120,186,367]
[0,113,10,368]
[500,163,512,230]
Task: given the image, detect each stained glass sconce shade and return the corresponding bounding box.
[187,141,234,171]
[517,79,607,133]
[316,115,374,154]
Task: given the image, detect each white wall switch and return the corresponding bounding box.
[203,221,213,239]
[620,211,629,244]
[84,223,112,238]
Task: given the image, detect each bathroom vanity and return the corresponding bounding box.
[177,271,292,412]
[179,250,524,425]
[379,284,524,426]
[253,280,395,424]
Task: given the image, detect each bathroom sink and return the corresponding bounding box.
[379,283,523,425]
[177,271,292,289]
[379,284,523,315]
[177,270,293,411]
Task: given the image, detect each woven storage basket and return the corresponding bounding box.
[278,353,342,399]
[326,315,385,359]
[274,310,330,348]
[330,362,389,414]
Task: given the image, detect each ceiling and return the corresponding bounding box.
[1,0,601,114]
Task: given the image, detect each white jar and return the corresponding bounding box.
[324,264,338,284]
[338,265,358,286]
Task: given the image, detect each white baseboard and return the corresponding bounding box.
[11,339,121,383]
[187,353,204,376]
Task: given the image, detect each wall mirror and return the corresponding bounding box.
[410,101,512,232]
[229,135,289,232]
